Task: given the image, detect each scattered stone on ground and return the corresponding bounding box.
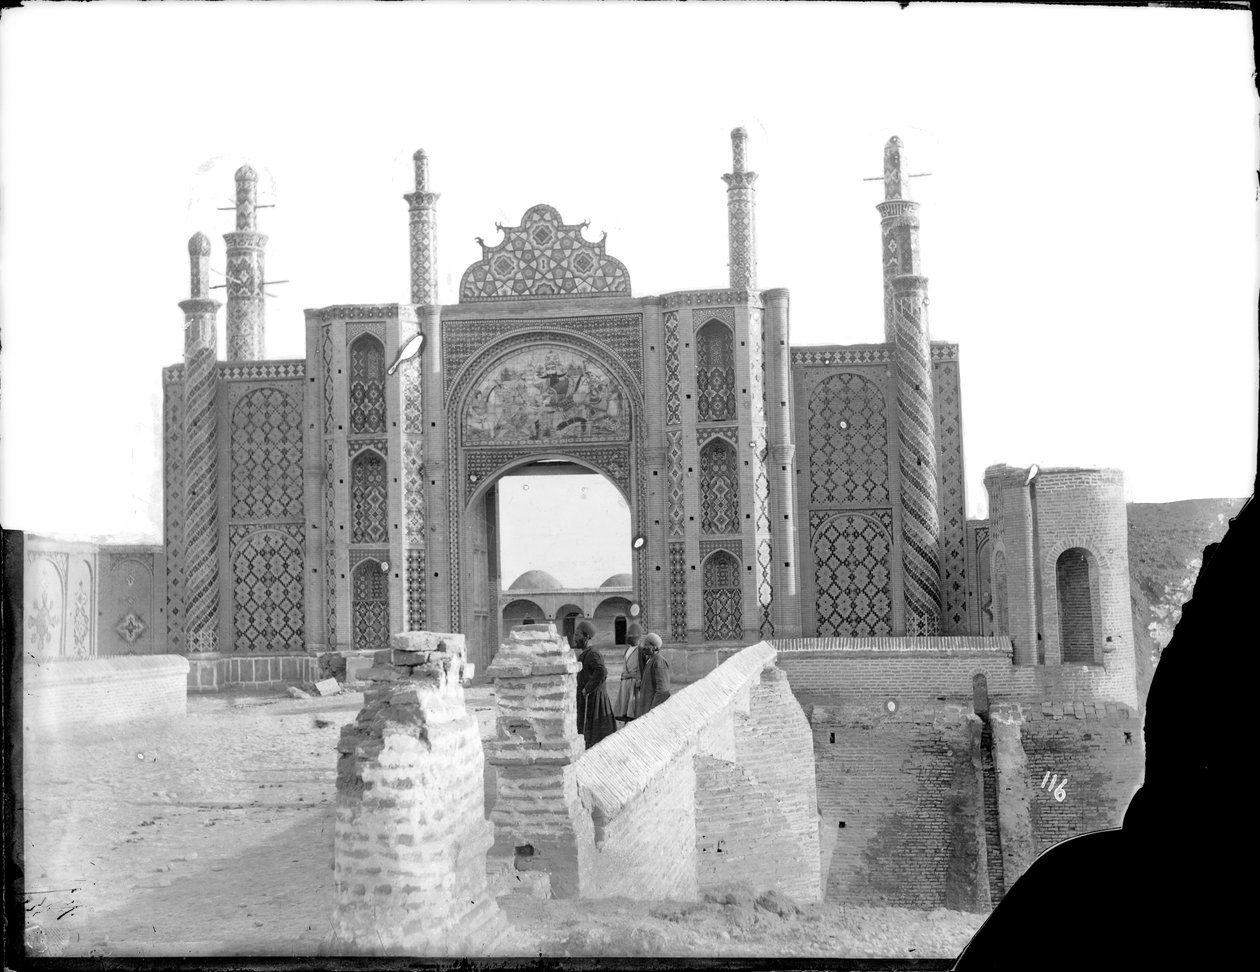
[23,685,984,959]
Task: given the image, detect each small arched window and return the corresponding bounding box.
[699,438,740,534]
[350,450,388,545]
[1056,547,1098,664]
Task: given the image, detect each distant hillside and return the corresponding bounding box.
[1127,497,1246,711]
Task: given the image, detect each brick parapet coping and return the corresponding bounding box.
[24,654,190,685]
[575,640,776,819]
[770,636,1012,655]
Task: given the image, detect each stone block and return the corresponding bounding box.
[345,656,374,685]
[316,678,341,696]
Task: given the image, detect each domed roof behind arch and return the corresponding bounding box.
[509,569,564,591]
[600,573,632,588]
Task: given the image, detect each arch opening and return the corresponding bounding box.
[1056,546,1099,664]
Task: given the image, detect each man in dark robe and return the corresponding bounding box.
[574,619,617,748]
[635,633,671,717]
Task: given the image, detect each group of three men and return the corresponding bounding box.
[572,620,671,749]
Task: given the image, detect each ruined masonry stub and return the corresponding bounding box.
[329,630,509,955]
[484,624,594,898]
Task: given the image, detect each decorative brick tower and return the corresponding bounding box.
[723,127,757,291]
[225,164,267,360]
[880,137,943,635]
[400,150,440,632]
[180,232,222,653]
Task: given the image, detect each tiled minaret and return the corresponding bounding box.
[225,164,267,360]
[180,232,222,653]
[880,137,943,635]
[405,149,440,305]
[723,127,757,291]
[402,149,441,631]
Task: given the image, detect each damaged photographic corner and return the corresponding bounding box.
[3,2,1255,970]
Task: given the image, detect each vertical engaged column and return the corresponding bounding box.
[892,274,943,635]
[224,165,267,361]
[422,305,451,633]
[763,289,801,637]
[880,137,942,635]
[641,297,669,633]
[403,150,441,633]
[723,127,758,292]
[181,232,223,653]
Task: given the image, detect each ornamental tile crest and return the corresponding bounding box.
[459,204,630,302]
[115,611,147,644]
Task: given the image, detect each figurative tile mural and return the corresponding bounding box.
[463,346,629,445]
[459,204,630,301]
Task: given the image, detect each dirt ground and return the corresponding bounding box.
[20,686,984,960]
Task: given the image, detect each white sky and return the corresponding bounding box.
[1,2,1256,543]
[497,474,632,589]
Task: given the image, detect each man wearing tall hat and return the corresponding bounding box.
[635,633,672,718]
[573,619,617,748]
[613,622,644,723]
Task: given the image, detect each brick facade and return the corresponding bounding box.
[22,655,189,735]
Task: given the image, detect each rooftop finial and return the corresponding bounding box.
[187,231,211,299]
[731,127,749,174]
[234,163,258,231]
[884,136,912,202]
[413,148,429,192]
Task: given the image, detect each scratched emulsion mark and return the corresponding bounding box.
[24,885,82,957]
[1039,771,1069,803]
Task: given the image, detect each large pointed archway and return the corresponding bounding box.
[445,331,647,672]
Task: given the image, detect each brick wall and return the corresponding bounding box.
[23,655,189,735]
[574,641,823,902]
[185,653,320,692]
[1017,708,1143,857]
[695,755,813,900]
[778,649,1138,708]
[808,701,987,911]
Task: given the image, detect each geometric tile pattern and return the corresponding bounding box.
[402,356,424,433]
[182,303,221,653]
[933,360,969,634]
[349,438,389,460]
[115,611,147,645]
[893,284,943,636]
[699,539,743,561]
[697,426,738,448]
[406,547,426,631]
[696,320,736,423]
[699,439,739,535]
[790,343,959,367]
[224,231,266,362]
[404,438,425,545]
[667,430,685,539]
[810,511,893,637]
[350,450,389,546]
[754,444,774,639]
[807,371,890,507]
[220,361,305,382]
[722,163,757,291]
[163,373,185,653]
[669,542,688,641]
[72,580,91,656]
[702,550,743,642]
[458,204,630,301]
[664,310,682,426]
[322,326,336,432]
[349,335,387,435]
[324,440,337,647]
[405,150,439,305]
[462,444,631,505]
[231,529,305,652]
[351,558,390,653]
[230,387,303,521]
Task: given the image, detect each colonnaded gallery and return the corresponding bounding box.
[150,129,1135,700]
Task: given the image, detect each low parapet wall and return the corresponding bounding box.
[573,641,822,903]
[185,653,320,692]
[23,655,189,734]
[772,637,1137,708]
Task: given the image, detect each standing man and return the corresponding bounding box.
[635,633,672,717]
[574,619,617,748]
[613,622,644,723]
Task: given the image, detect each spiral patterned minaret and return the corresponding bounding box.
[405,148,440,305]
[723,127,758,291]
[225,164,267,360]
[880,137,943,636]
[180,232,223,652]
